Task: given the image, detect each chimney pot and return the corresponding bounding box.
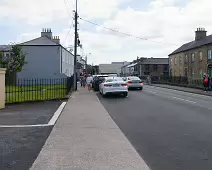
[195,27,207,41]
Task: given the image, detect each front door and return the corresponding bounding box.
[209,69,212,77]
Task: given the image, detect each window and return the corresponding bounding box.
[179,56,182,64]
[199,69,202,78]
[62,51,65,62]
[153,64,158,71]
[208,50,212,60]
[170,58,173,63]
[145,65,150,71]
[191,68,194,77]
[185,55,188,64]
[199,52,203,61]
[174,57,177,64]
[164,65,168,71]
[191,53,195,62]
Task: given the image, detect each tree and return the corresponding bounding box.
[0,45,27,77]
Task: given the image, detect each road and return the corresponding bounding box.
[0,100,63,170]
[97,85,212,170]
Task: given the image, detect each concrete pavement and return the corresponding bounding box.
[30,87,150,170]
[98,86,212,170]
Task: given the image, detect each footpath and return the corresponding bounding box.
[151,84,212,96]
[30,87,150,170]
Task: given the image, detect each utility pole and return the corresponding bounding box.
[73,0,78,91]
[85,55,87,75]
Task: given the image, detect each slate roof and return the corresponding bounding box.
[19,36,59,46]
[142,58,168,65]
[0,45,12,51]
[169,34,212,56]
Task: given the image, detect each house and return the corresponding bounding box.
[0,45,12,57]
[140,58,169,77]
[76,55,86,79]
[1,28,74,80]
[169,27,212,79]
[120,58,168,77]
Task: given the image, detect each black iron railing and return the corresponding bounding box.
[5,77,73,103]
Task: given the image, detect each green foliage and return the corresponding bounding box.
[0,45,27,76]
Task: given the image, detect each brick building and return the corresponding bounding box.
[169,28,212,79]
[120,58,169,77]
[139,58,169,77]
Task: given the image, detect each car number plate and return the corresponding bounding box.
[113,84,119,87]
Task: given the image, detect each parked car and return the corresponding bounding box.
[99,77,128,97]
[92,75,109,91]
[126,76,144,90]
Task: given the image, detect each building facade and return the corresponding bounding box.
[120,58,168,77]
[169,28,212,79]
[140,58,169,77]
[99,61,129,74]
[16,28,74,79]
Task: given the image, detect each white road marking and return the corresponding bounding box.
[0,102,67,128]
[0,124,50,128]
[171,96,196,103]
[48,102,67,125]
[147,90,156,94]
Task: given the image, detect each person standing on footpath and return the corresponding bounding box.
[86,74,93,91]
[203,74,210,92]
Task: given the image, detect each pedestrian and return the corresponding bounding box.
[86,74,93,91]
[209,77,212,91]
[203,74,209,92]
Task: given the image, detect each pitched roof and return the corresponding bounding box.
[142,58,168,64]
[19,36,59,46]
[169,34,212,56]
[0,45,12,51]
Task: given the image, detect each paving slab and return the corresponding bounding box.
[30,87,150,170]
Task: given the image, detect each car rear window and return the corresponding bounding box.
[106,77,123,82]
[129,77,140,80]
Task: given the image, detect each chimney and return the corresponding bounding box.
[52,36,60,44]
[41,28,52,39]
[195,27,207,41]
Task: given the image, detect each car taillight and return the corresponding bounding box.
[121,84,128,86]
[128,81,132,84]
[104,84,112,87]
[139,82,144,85]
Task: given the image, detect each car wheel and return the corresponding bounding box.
[102,93,106,98]
[139,87,143,90]
[123,92,128,97]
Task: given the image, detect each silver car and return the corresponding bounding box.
[126,76,144,90]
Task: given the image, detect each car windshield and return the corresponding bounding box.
[106,77,123,82]
[129,77,140,80]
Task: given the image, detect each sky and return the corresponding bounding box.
[0,0,212,65]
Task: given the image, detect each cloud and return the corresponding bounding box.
[4,0,212,65]
[0,0,127,25]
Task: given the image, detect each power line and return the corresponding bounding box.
[63,27,72,44]
[79,17,178,46]
[63,0,72,18]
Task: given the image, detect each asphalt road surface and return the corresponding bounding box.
[0,100,63,170]
[98,85,212,170]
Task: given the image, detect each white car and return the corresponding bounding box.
[126,76,144,90]
[99,77,128,97]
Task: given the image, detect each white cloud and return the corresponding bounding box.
[3,0,212,65]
